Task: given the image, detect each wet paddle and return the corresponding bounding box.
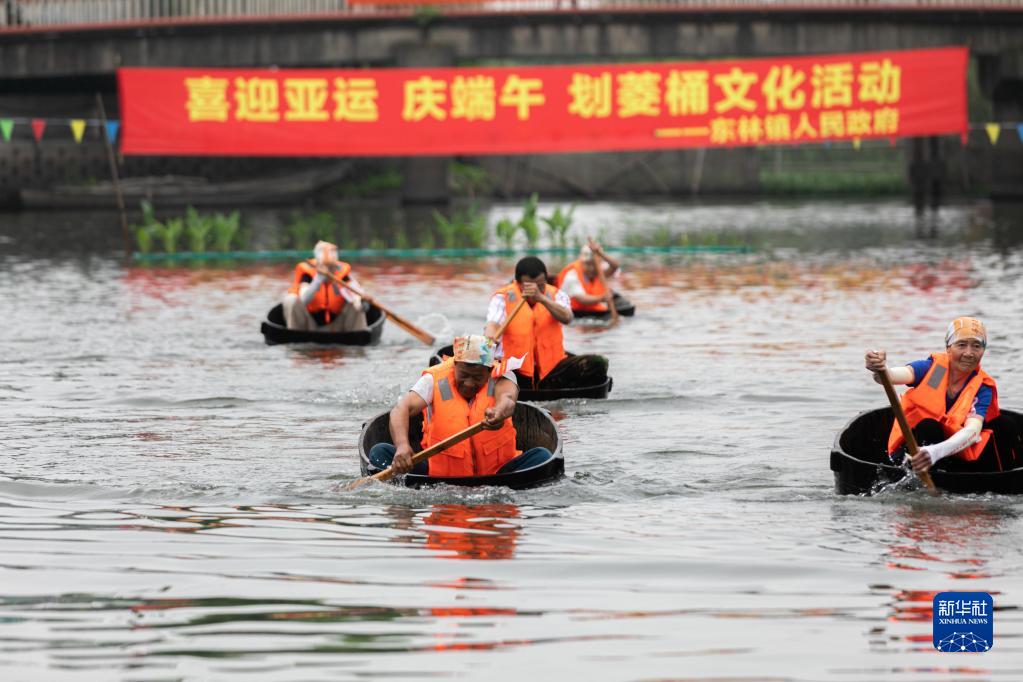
[876,370,938,493]
[346,421,487,490]
[318,269,435,346]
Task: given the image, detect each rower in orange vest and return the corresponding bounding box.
[370,335,553,477]
[484,256,609,390]
[864,317,1016,475]
[556,238,620,314]
[282,240,368,332]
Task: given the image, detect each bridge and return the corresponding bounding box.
[0,1,1020,203]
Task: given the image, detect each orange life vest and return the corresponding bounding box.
[494,282,567,381]
[557,260,608,313]
[420,358,519,477]
[288,259,351,323]
[887,352,1000,462]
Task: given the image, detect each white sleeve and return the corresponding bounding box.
[340,274,362,304]
[560,269,584,298]
[299,273,326,305]
[409,374,434,406]
[923,425,982,465]
[486,293,506,326]
[555,288,572,308]
[501,369,518,385]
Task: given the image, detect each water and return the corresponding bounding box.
[2,199,1022,681]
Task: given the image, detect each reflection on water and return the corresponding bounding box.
[422,504,521,561]
[883,505,1012,579]
[2,199,1023,680]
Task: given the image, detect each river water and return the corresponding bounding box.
[1,199,1022,681]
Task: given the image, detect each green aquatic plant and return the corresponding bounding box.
[211,210,241,252]
[286,212,316,249]
[456,204,488,249]
[518,193,540,247]
[314,213,339,242]
[140,199,159,229]
[542,204,575,250]
[433,206,488,249]
[184,206,212,253]
[495,217,517,250]
[164,218,184,253]
[286,211,341,249]
[132,201,243,253]
[393,226,411,250]
[133,200,163,252]
[433,210,458,249]
[135,226,154,253]
[651,224,676,248]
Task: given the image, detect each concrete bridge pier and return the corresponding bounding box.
[909,136,944,216]
[394,42,454,208]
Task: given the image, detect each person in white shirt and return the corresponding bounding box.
[368,334,553,476]
[484,256,609,390]
[282,241,368,332]
[557,239,620,314]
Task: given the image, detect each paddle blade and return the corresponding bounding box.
[386,311,435,345]
[345,470,390,491]
[325,271,436,346]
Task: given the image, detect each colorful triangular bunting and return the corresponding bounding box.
[985,123,1001,145]
[0,119,12,142]
[30,119,46,142]
[105,121,119,143]
[70,119,86,143]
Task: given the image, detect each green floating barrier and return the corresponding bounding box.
[132,244,753,262]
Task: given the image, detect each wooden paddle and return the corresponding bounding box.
[591,246,618,324]
[318,268,435,346]
[493,297,527,341]
[347,421,487,491]
[876,369,938,493]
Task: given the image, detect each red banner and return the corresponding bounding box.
[118,47,967,157]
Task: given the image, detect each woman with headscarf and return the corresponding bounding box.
[864,317,1012,474]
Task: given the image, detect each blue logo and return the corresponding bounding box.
[933,592,993,652]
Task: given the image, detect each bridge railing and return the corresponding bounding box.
[1,1,348,29]
[2,0,1022,31]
